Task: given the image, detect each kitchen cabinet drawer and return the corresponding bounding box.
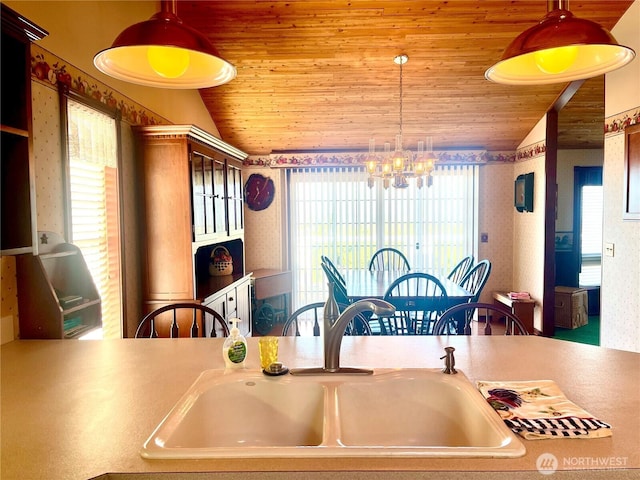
[203,274,252,337]
[226,289,237,316]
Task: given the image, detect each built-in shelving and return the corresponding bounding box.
[16,231,102,339]
[1,4,48,255]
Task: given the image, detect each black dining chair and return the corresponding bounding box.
[433,302,529,336]
[368,248,411,272]
[447,255,474,284]
[282,301,372,336]
[459,259,492,302]
[321,263,351,306]
[321,255,346,290]
[135,302,230,338]
[378,272,448,335]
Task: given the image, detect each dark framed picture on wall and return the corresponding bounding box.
[555,231,573,251]
[514,172,534,213]
[623,123,640,220]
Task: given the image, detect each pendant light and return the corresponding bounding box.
[94,0,236,89]
[485,0,635,85]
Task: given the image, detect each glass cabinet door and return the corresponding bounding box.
[190,146,244,241]
[213,157,226,234]
[226,162,244,235]
[191,153,205,237]
[191,149,227,240]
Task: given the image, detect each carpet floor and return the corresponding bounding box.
[553,315,600,346]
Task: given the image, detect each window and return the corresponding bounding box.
[64,95,122,339]
[579,185,603,286]
[574,166,603,288]
[288,165,478,307]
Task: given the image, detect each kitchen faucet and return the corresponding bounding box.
[290,283,395,375]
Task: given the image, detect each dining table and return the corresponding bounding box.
[342,269,473,334]
[344,269,472,304]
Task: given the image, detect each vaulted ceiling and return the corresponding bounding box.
[177,1,634,157]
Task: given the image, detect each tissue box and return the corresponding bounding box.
[554,287,588,329]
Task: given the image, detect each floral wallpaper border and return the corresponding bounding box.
[243,149,521,168]
[604,107,640,135]
[30,44,169,126]
[516,140,546,161]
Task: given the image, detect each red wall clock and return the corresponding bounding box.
[244,173,275,211]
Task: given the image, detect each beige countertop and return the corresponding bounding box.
[1,336,639,479]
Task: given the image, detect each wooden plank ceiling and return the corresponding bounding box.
[177,1,634,156]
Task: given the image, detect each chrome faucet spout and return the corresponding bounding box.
[324,298,395,372]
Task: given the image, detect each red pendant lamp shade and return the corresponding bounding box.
[94,0,236,89]
[486,0,635,85]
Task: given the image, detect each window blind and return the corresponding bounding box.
[288,165,478,308]
[67,100,121,339]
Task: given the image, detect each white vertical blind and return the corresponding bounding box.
[67,100,122,339]
[288,165,478,308]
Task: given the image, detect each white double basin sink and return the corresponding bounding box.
[141,368,525,459]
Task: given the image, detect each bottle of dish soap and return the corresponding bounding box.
[222,318,247,369]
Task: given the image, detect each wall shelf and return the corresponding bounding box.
[1,4,48,255]
[16,232,102,339]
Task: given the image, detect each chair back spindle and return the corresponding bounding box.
[433,302,529,336]
[368,248,411,272]
[135,303,229,338]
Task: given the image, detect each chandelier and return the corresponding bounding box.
[366,55,437,189]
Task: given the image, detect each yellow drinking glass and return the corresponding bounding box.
[258,336,278,370]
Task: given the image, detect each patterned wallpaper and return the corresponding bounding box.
[477,164,515,303]
[601,130,640,352]
[0,256,18,344]
[512,155,546,332]
[32,82,65,234]
[243,168,286,272]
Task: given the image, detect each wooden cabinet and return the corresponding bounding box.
[493,291,536,335]
[16,232,101,339]
[134,125,251,335]
[1,4,47,255]
[203,275,252,337]
[134,125,248,301]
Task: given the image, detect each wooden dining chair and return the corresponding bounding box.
[378,272,448,335]
[447,255,474,284]
[135,303,230,338]
[368,248,411,272]
[458,259,492,301]
[282,301,372,336]
[433,302,529,335]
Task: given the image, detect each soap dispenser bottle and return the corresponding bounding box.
[222,318,247,369]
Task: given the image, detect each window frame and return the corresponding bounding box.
[58,84,126,335]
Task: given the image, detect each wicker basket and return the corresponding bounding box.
[209,246,233,276]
